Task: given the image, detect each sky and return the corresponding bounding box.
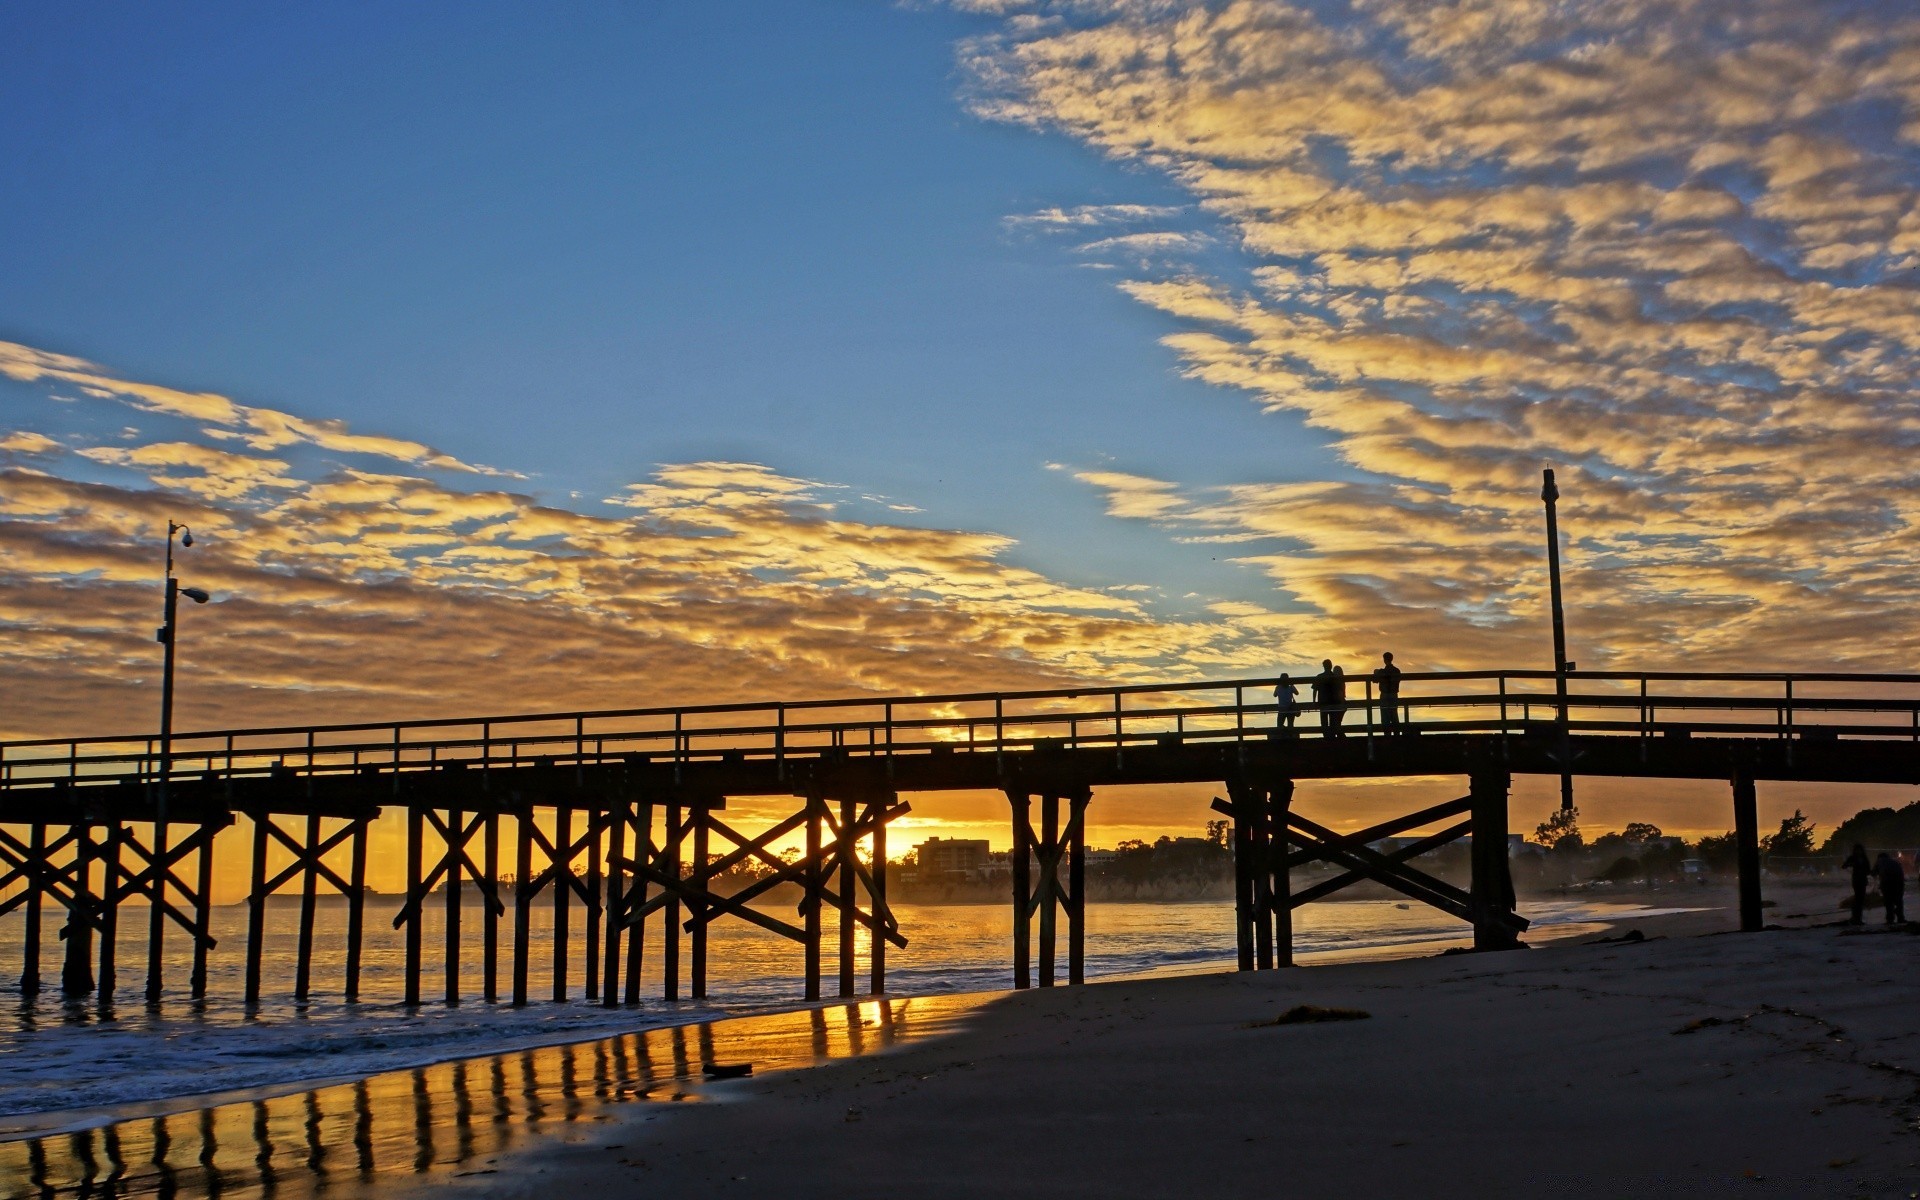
[8,0,1920,856]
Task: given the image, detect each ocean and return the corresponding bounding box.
[0,893,1680,1135]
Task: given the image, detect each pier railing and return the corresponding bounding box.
[7,669,1920,793]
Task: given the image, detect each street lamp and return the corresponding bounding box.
[1541,470,1575,813]
[151,520,209,1002]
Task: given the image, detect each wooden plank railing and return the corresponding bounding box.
[5,669,1920,791]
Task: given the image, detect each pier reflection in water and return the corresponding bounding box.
[1,993,983,1199]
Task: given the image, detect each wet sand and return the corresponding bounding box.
[448,907,1920,1200]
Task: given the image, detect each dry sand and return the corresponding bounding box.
[442,907,1920,1200]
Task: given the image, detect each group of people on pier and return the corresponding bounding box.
[1273,652,1403,737]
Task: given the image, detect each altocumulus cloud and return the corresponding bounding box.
[0,344,1278,740]
[965,0,1920,674]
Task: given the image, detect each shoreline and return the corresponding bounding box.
[456,906,1920,1199]
[0,894,1706,1149]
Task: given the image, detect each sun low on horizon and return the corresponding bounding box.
[9,0,1920,848]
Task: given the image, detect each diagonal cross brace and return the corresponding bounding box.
[1284,809,1528,931]
[392,810,503,927]
[1289,819,1471,908]
[675,800,909,931]
[1014,799,1085,920]
[516,818,600,909]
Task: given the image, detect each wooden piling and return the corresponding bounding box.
[625,798,650,1006]
[803,793,821,1002]
[404,806,424,1005]
[295,814,319,1001]
[663,803,682,1002]
[838,793,856,998]
[601,802,625,1009]
[1038,792,1058,987]
[870,796,887,996]
[1272,779,1295,967]
[1231,788,1254,971]
[1010,791,1031,990]
[345,818,368,1002]
[690,804,708,1001]
[483,811,499,1004]
[584,807,603,1002]
[21,821,43,995]
[97,822,121,1004]
[1732,774,1763,932]
[245,813,268,1004]
[1251,785,1274,971]
[1068,792,1087,986]
[512,811,533,1007]
[146,818,168,1003]
[1469,769,1518,951]
[446,806,463,1005]
[191,825,216,998]
[552,805,571,1003]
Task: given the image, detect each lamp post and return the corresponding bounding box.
[1541,470,1575,813]
[152,521,209,1002]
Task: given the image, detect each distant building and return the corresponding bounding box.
[917,837,990,881]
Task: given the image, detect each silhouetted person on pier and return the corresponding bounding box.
[1312,660,1341,738]
[1274,673,1299,731]
[1330,663,1349,737]
[1842,843,1871,925]
[1374,652,1402,734]
[1876,852,1905,924]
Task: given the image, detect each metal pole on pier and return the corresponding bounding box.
[1541,470,1575,813]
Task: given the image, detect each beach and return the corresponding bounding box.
[443,905,1920,1200]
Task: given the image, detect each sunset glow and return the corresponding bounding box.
[9,2,1920,845]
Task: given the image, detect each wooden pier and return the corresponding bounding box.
[4,669,1919,1008]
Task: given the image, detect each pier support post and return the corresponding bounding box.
[445,804,463,1005]
[191,823,217,999]
[481,812,498,1004]
[1732,775,1763,932]
[585,807,603,1002]
[295,814,320,1000]
[512,811,533,1007]
[345,817,369,1002]
[63,823,99,997]
[1068,791,1087,986]
[838,794,856,998]
[97,821,121,1004]
[552,805,571,1003]
[602,801,626,1009]
[244,813,267,1004]
[663,802,683,1001]
[870,795,888,996]
[18,823,45,995]
[405,806,423,1005]
[1469,769,1520,951]
[803,792,822,1001]
[625,797,651,1005]
[1272,779,1294,967]
[1009,790,1032,989]
[1229,788,1254,971]
[1038,792,1058,986]
[145,817,168,1004]
[689,804,707,1000]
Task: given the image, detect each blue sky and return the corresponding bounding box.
[0,2,1329,608]
[11,0,1920,841]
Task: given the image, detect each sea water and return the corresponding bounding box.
[0,894,1673,1130]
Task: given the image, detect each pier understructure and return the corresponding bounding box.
[3,669,1915,1007]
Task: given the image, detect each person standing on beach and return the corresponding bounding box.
[1274,673,1300,731]
[1842,844,1872,925]
[1330,663,1349,738]
[1875,852,1905,924]
[1374,652,1402,735]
